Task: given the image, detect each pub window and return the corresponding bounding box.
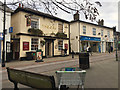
[30,17,39,29]
[31,38,39,50]
[93,28,96,35]
[58,40,63,50]
[58,22,63,33]
[83,26,86,34]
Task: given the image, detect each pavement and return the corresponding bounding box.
[4,52,108,69]
[1,52,120,89]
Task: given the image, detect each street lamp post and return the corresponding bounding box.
[2,0,6,67]
[116,36,118,61]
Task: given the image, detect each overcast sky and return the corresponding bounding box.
[56,0,119,31]
[0,0,119,32]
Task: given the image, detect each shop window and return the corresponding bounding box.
[83,26,86,34]
[31,38,39,50]
[101,30,103,36]
[58,22,63,33]
[93,28,96,35]
[31,17,39,29]
[58,40,63,50]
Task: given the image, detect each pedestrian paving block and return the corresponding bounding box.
[2,52,119,89]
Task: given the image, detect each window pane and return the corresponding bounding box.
[107,31,110,38]
[58,40,63,50]
[58,23,63,33]
[101,30,103,36]
[83,26,86,34]
[31,20,39,29]
[93,28,96,35]
[31,38,38,50]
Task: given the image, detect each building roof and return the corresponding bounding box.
[12,6,113,30]
[12,7,69,23]
[70,20,113,30]
[0,1,13,13]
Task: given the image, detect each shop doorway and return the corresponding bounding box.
[90,42,100,52]
[106,42,112,52]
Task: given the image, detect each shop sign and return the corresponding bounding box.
[9,27,13,33]
[26,17,31,26]
[23,42,29,51]
[37,52,42,60]
[65,44,68,50]
[80,36,101,41]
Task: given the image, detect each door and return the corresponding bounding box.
[6,42,12,62]
[45,40,54,57]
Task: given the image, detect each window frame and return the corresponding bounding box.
[30,17,39,29]
[58,22,63,33]
[31,38,39,51]
[101,30,103,36]
[58,40,63,51]
[93,28,96,35]
[83,26,86,34]
[107,30,110,38]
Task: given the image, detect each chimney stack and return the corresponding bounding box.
[98,19,104,26]
[74,11,79,20]
[22,4,24,8]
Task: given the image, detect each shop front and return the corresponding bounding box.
[80,36,101,52]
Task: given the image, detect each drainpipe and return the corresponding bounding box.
[69,23,71,54]
[79,21,81,53]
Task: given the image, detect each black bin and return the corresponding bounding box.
[26,52,33,60]
[79,52,90,69]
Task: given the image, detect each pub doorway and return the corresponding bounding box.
[11,39,20,60]
[45,40,54,57]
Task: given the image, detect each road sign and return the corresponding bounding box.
[0,33,3,40]
[9,27,13,33]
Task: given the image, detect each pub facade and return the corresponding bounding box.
[11,7,69,60]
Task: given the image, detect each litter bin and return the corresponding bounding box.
[79,52,89,69]
[26,52,33,60]
[32,52,36,60]
[35,49,43,62]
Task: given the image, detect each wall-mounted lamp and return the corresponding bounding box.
[98,32,101,35]
[105,35,107,37]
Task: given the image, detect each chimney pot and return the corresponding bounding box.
[19,3,21,7]
[74,11,79,20]
[22,4,24,8]
[98,19,104,26]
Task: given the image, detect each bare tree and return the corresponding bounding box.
[1,0,102,21]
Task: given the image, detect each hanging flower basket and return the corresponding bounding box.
[50,32,55,36]
[28,28,44,36]
[55,32,67,38]
[40,40,45,47]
